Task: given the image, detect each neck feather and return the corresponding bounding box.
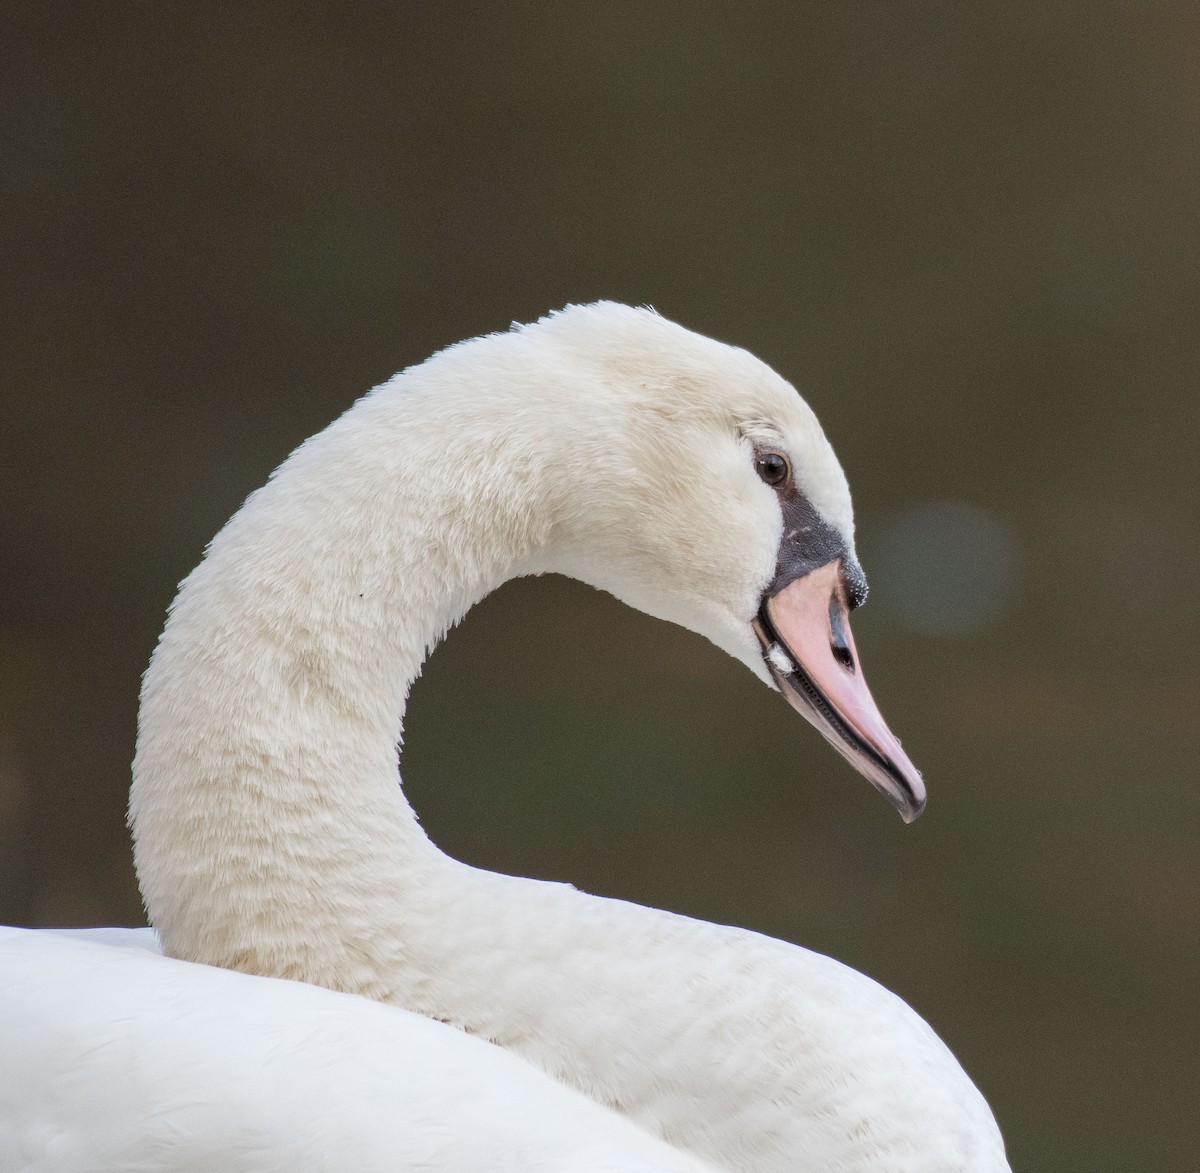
[131,337,571,993]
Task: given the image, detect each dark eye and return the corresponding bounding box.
[754,451,790,488]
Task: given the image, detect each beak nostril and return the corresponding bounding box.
[828,596,856,673]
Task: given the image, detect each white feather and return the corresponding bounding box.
[0,927,715,1172]
[2,305,1008,1171]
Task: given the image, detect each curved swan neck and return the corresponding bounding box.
[131,330,576,987]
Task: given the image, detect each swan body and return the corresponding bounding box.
[0,926,716,1172]
[2,304,1008,1170]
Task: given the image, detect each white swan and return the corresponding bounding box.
[1,304,1009,1171]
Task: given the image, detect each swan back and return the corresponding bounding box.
[0,927,716,1173]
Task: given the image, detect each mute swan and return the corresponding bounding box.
[1,304,1009,1171]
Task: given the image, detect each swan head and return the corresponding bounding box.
[520,304,925,820]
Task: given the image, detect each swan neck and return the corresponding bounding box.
[130,353,558,990]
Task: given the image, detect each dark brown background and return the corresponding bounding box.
[4,5,1198,1169]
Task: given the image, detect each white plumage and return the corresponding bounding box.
[0,927,716,1172]
[1,304,1009,1170]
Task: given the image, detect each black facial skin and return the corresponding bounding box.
[755,449,867,606]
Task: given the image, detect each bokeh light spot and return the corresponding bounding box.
[867,501,1022,637]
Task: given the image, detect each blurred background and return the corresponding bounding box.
[3,4,1198,1168]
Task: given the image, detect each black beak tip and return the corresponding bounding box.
[893,779,926,824]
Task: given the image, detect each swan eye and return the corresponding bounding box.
[754,451,790,488]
